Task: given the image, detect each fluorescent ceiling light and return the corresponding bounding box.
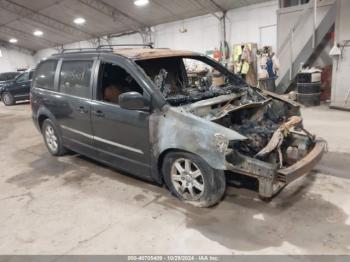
[74,17,86,25]
[33,30,43,36]
[134,0,149,7]
[9,38,18,43]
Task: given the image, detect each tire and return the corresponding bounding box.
[42,119,67,156]
[162,151,226,207]
[2,92,15,106]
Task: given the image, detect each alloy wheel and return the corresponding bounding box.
[170,158,205,200]
[3,93,12,105]
[45,125,58,153]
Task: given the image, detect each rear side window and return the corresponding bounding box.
[59,60,93,99]
[34,60,57,90]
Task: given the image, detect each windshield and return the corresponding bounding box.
[136,56,255,106]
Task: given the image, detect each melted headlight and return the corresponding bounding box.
[214,133,229,153]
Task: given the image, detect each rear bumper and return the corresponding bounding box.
[225,138,326,198]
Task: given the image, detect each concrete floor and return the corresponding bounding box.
[0,102,349,255]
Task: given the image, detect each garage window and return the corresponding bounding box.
[59,60,93,99]
[33,60,57,90]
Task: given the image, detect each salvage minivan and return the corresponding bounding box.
[31,46,326,207]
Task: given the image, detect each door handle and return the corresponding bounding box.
[77,106,88,114]
[93,110,105,117]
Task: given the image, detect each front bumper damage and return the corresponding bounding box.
[225,138,326,198]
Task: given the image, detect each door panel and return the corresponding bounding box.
[56,60,95,154]
[91,60,152,178]
[58,95,93,148]
[91,101,151,175]
[12,72,30,99]
[17,80,31,99]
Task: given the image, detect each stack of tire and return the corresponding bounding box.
[296,70,321,107]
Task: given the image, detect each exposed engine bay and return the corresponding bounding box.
[137,56,316,169]
[182,89,314,169]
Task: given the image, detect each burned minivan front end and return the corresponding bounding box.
[178,83,326,198]
[135,52,326,199]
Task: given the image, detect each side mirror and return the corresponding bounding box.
[119,91,148,110]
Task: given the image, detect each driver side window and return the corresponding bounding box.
[98,62,143,105]
[16,72,29,83]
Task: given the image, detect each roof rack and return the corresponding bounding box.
[56,47,113,54]
[97,43,154,49]
[54,44,154,55]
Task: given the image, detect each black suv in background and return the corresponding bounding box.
[31,47,325,207]
[1,70,35,106]
[0,71,21,93]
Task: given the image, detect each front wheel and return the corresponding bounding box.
[162,152,226,207]
[2,92,15,106]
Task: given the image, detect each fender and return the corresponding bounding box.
[36,106,62,135]
[150,105,246,180]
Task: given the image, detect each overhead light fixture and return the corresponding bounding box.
[9,38,18,43]
[74,17,86,25]
[134,0,149,7]
[33,30,43,36]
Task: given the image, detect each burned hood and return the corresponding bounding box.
[160,106,246,141]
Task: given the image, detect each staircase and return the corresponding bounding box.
[276,0,336,94]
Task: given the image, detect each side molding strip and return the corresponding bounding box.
[61,125,144,155]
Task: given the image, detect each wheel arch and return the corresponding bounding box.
[36,107,59,133]
[38,114,49,132]
[0,86,9,95]
[157,148,205,181]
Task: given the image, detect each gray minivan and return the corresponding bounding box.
[31,46,325,207]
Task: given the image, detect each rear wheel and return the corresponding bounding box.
[2,92,15,106]
[42,119,66,156]
[162,151,226,207]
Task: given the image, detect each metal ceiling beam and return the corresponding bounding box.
[151,0,182,20]
[77,0,148,32]
[194,0,224,19]
[0,25,58,48]
[0,0,94,40]
[207,0,226,12]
